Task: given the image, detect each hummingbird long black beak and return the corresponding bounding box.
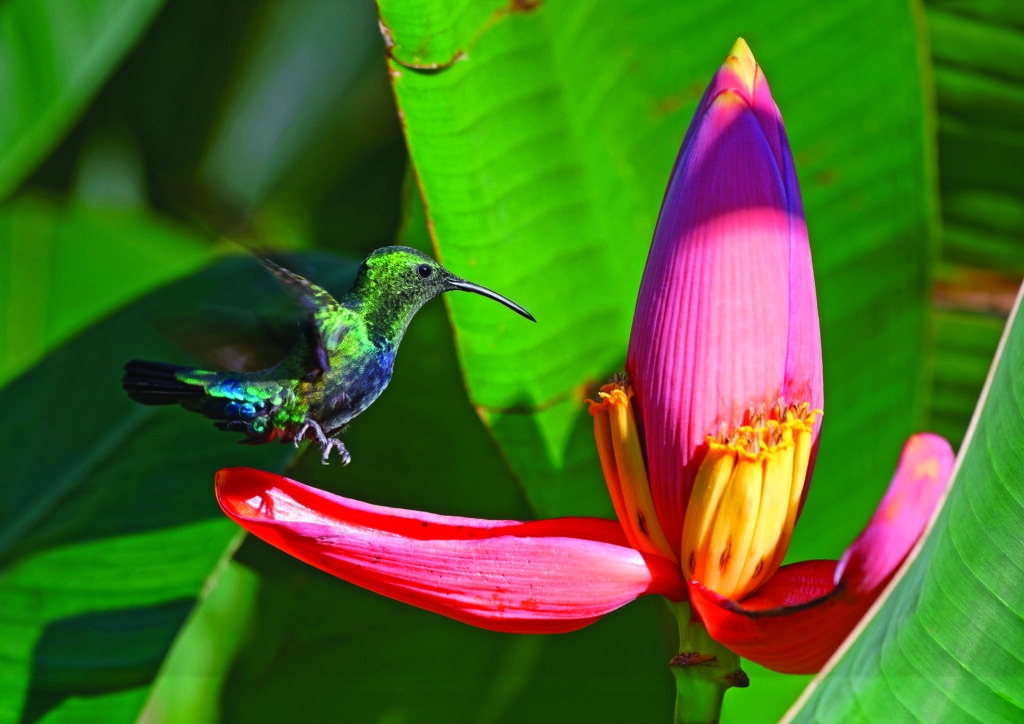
[445,277,536,322]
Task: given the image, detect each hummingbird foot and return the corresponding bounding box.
[297,418,351,466]
[322,438,350,465]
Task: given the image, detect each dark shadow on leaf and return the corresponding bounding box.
[18,598,195,724]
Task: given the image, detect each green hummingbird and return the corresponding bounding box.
[122,246,534,464]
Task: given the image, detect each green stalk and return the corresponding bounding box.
[670,601,748,724]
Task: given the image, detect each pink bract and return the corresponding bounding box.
[626,40,823,548]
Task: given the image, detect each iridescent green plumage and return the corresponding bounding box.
[123,246,534,464]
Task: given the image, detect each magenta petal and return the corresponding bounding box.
[217,468,684,633]
[627,41,823,546]
[835,432,955,593]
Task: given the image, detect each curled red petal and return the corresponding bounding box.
[688,562,858,675]
[217,468,684,633]
[737,559,838,611]
[691,433,955,673]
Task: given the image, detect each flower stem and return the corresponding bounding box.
[670,601,748,724]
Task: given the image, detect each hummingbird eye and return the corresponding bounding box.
[417,264,433,279]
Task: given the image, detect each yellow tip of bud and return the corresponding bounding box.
[725,37,758,97]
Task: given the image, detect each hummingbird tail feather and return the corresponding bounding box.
[122,359,206,405]
[123,360,276,440]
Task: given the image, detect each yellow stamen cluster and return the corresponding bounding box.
[680,403,819,600]
[588,377,678,563]
[588,374,820,603]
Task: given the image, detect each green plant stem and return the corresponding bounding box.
[670,602,747,724]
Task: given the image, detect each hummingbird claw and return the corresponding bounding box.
[321,438,350,466]
[299,418,350,466]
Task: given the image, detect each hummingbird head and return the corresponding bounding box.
[354,246,535,322]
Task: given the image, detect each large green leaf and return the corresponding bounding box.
[385,4,935,717]
[383,0,937,570]
[926,0,1024,273]
[0,255,343,723]
[788,286,1024,722]
[0,198,212,389]
[0,0,165,200]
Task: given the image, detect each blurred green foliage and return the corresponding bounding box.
[925,0,1024,449]
[927,0,1024,273]
[0,1,1020,723]
[0,0,165,199]
[0,199,212,386]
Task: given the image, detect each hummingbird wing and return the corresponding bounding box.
[258,258,350,377]
[153,304,302,372]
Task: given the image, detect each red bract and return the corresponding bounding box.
[216,39,954,676]
[216,467,682,634]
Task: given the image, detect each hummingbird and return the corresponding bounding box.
[122,246,534,464]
